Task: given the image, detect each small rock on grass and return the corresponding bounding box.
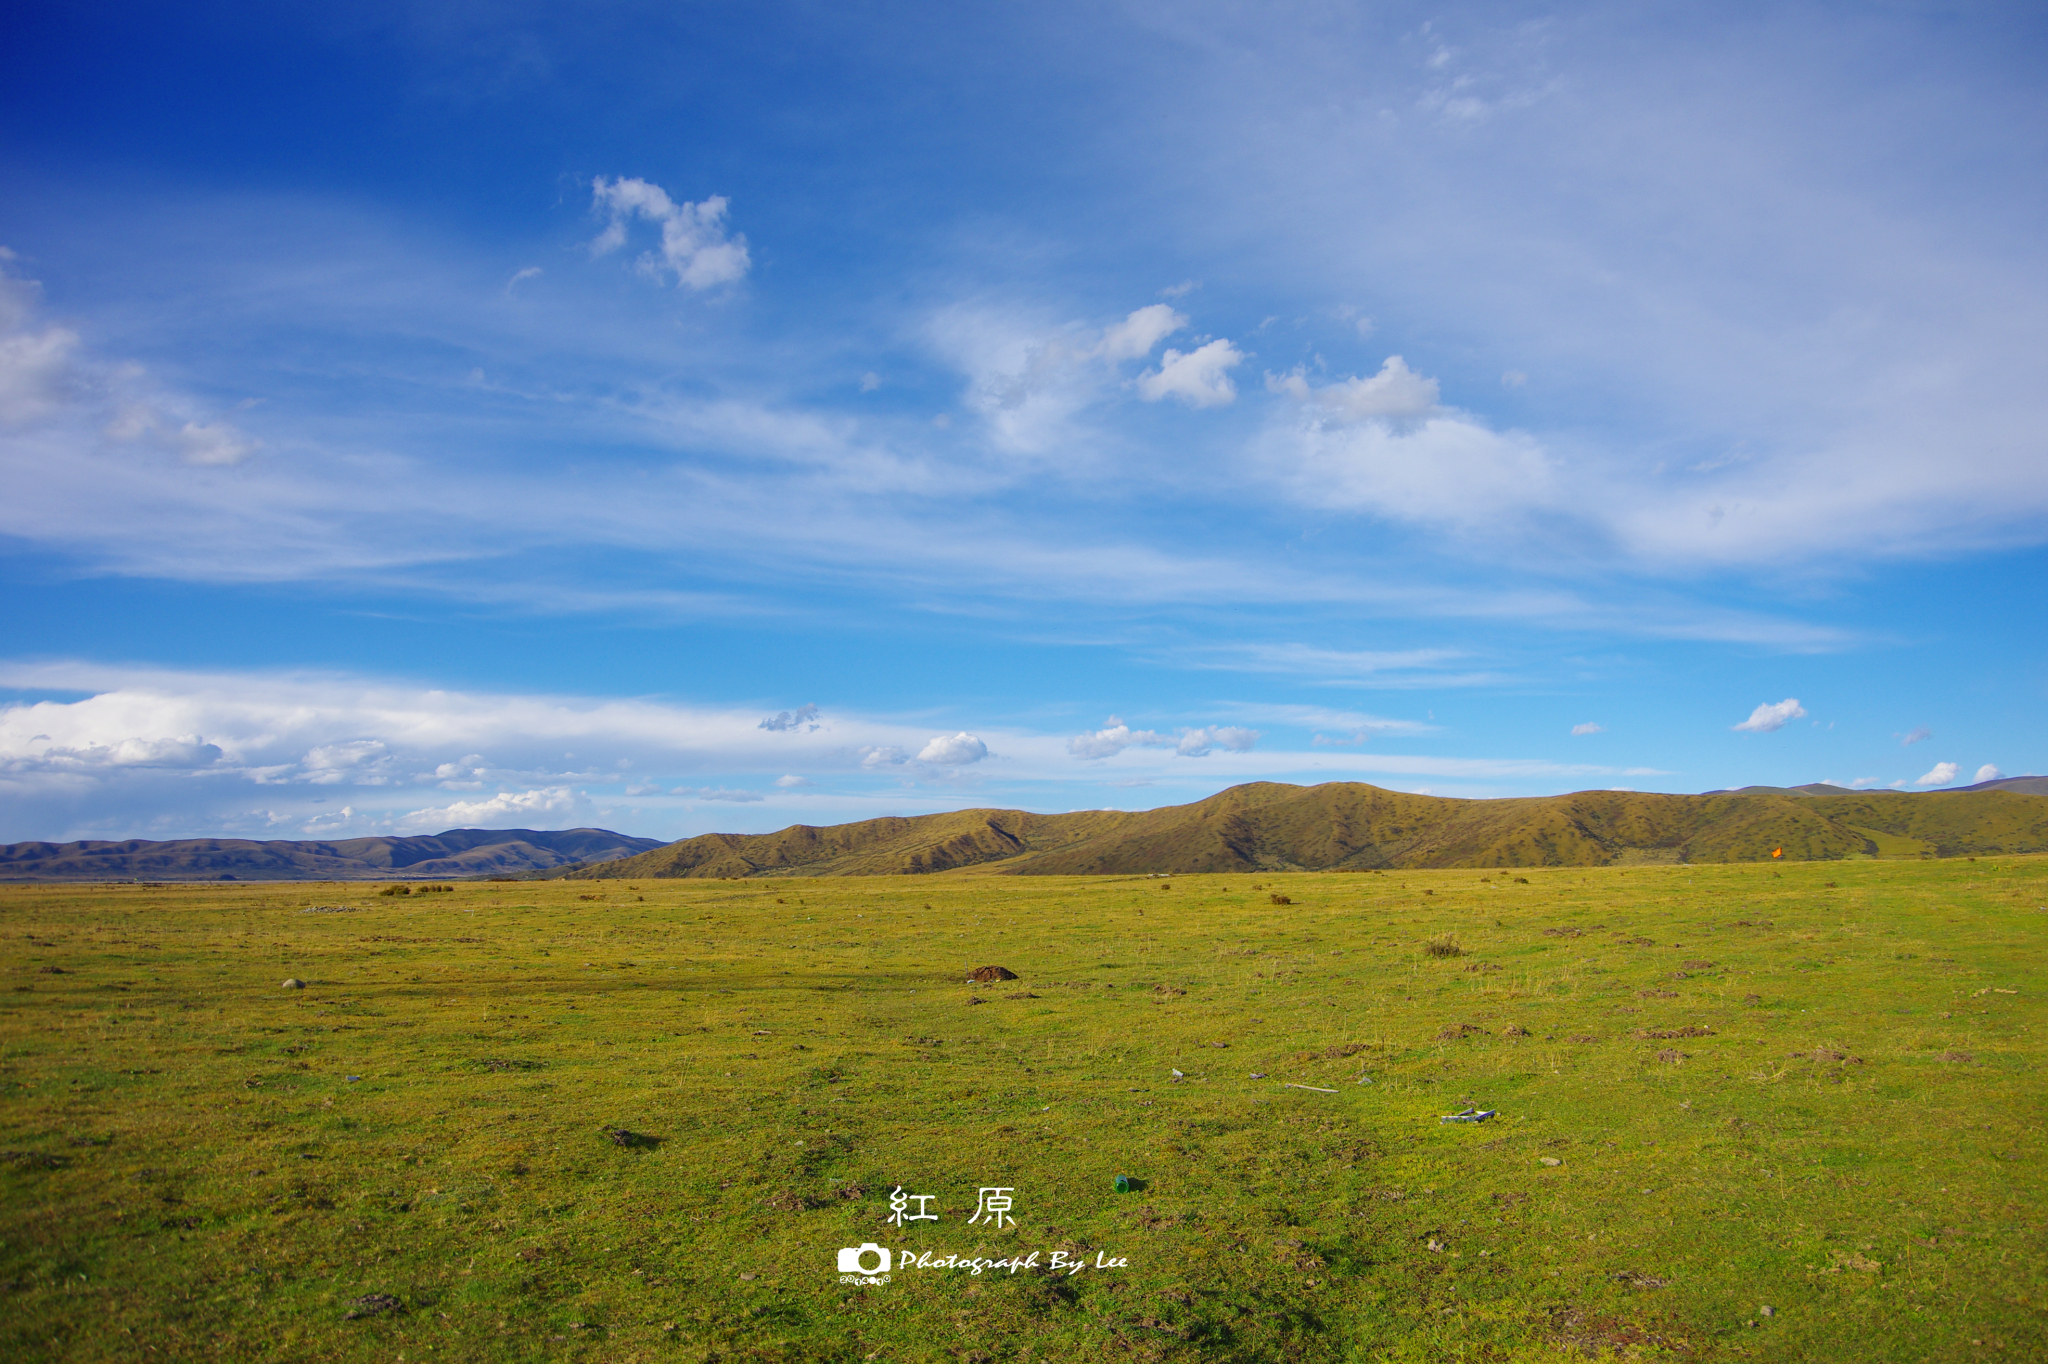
[1759,1305,1775,1318]
[282,978,305,990]
[1539,1157,1563,1167]
[344,1293,401,1321]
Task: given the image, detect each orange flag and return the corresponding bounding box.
[1771,847,1783,859]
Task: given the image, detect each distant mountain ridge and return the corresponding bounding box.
[0,827,664,882]
[565,779,2048,879]
[1703,776,2048,797]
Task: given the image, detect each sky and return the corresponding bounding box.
[1,0,2044,844]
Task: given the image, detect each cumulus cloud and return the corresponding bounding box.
[1067,717,1171,759]
[1974,764,2003,784]
[858,745,908,768]
[1571,722,1604,736]
[1732,698,1807,734]
[400,786,584,832]
[1267,356,1438,421]
[1096,305,1185,363]
[1173,726,1259,757]
[0,271,80,427]
[1261,357,1552,527]
[917,732,989,765]
[759,704,821,732]
[590,177,750,289]
[1067,717,1256,760]
[1136,338,1245,408]
[2,257,258,468]
[0,733,223,773]
[932,302,1211,453]
[1916,761,1960,787]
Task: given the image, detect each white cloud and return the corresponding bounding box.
[1570,722,1604,736]
[1067,717,1172,759]
[759,704,821,732]
[590,177,750,289]
[1174,726,1259,757]
[858,745,908,768]
[504,266,543,293]
[1900,726,1932,746]
[401,786,584,832]
[1,733,223,773]
[0,269,79,426]
[1096,304,1185,363]
[1067,717,1257,759]
[917,732,990,765]
[1261,358,1552,527]
[1974,764,2003,784]
[174,419,257,467]
[301,739,392,785]
[1732,698,1807,734]
[676,786,765,802]
[2,258,257,467]
[774,773,813,788]
[931,302,1196,453]
[1916,761,1960,787]
[1269,356,1438,421]
[1136,338,1244,408]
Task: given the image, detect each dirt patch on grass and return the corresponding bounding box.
[1435,1023,1488,1042]
[1634,1025,1714,1040]
[1544,1305,1699,1356]
[1613,1269,1670,1288]
[968,965,1018,983]
[1292,1042,1370,1061]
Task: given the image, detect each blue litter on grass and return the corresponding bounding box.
[345,1075,362,1082]
[1440,1108,1496,1124]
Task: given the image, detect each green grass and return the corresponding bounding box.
[2,857,2045,1361]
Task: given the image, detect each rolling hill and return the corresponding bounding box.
[0,827,664,882]
[565,780,2048,879]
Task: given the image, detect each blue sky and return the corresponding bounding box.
[2,1,2044,843]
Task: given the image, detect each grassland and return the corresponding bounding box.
[2,856,2044,1361]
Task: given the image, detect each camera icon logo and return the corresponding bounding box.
[836,1243,891,1275]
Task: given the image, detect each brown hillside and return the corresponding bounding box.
[564,781,2048,879]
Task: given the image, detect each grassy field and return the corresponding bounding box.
[2,857,2044,1361]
